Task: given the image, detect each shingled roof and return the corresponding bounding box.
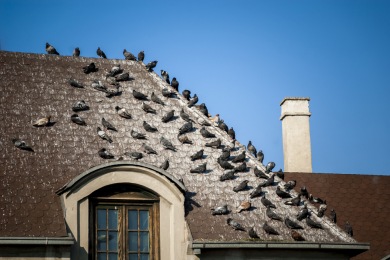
[0,51,361,248]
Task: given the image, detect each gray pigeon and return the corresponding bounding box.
[96,47,107,58]
[260,174,275,187]
[297,204,309,221]
[72,100,89,112]
[228,127,235,139]
[227,218,245,231]
[205,138,221,149]
[178,134,193,144]
[306,216,323,229]
[138,51,144,62]
[284,180,297,190]
[71,114,86,125]
[300,186,309,199]
[91,80,107,92]
[234,162,247,172]
[83,62,98,74]
[200,127,215,138]
[266,206,283,221]
[131,129,146,139]
[180,109,193,122]
[211,204,228,215]
[106,65,122,77]
[160,159,169,170]
[232,151,246,163]
[218,158,234,170]
[247,141,257,157]
[187,94,198,107]
[12,138,33,151]
[143,121,157,132]
[142,102,156,114]
[276,169,284,180]
[220,169,236,181]
[124,152,143,160]
[276,186,292,199]
[190,163,206,173]
[97,127,113,143]
[115,72,131,82]
[265,162,275,174]
[98,148,114,159]
[261,194,276,208]
[317,204,327,218]
[115,106,132,119]
[162,88,175,98]
[45,42,59,55]
[233,180,249,192]
[197,103,209,116]
[218,120,228,133]
[141,143,157,155]
[190,149,204,161]
[249,184,263,198]
[102,118,117,131]
[73,47,80,57]
[151,92,165,105]
[160,136,176,151]
[179,122,193,135]
[182,89,191,100]
[219,149,231,161]
[285,217,303,229]
[145,60,158,72]
[133,89,148,100]
[123,49,136,60]
[68,79,84,88]
[284,194,301,206]
[253,167,268,179]
[309,194,326,204]
[263,222,279,235]
[257,150,264,163]
[160,70,170,84]
[248,227,260,239]
[171,77,179,91]
[161,110,175,123]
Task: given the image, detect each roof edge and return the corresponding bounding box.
[0,236,74,246]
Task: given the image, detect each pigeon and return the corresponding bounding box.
[138,51,145,62]
[234,162,247,172]
[220,169,236,181]
[72,100,89,112]
[284,180,296,191]
[91,80,107,92]
[261,194,276,208]
[284,194,301,206]
[300,186,309,199]
[232,151,246,163]
[218,120,228,133]
[249,184,263,198]
[45,42,59,55]
[306,216,323,229]
[33,116,51,127]
[253,167,268,179]
[180,109,193,122]
[142,102,156,114]
[178,134,193,144]
[115,106,132,119]
[248,227,260,239]
[263,222,279,235]
[97,47,107,58]
[330,209,337,223]
[345,221,353,237]
[256,150,264,163]
[106,76,119,86]
[317,204,327,218]
[160,136,176,151]
[209,114,220,125]
[161,110,174,123]
[190,163,206,173]
[247,141,257,156]
[219,149,231,161]
[160,159,169,170]
[200,127,215,138]
[198,118,211,126]
[182,89,191,100]
[228,127,236,139]
[104,85,121,97]
[98,148,114,159]
[265,162,275,174]
[211,204,228,215]
[124,152,143,160]
[123,49,136,61]
[187,94,198,107]
[73,47,80,57]
[71,114,86,125]
[115,72,131,82]
[141,143,157,155]
[233,180,249,192]
[179,122,193,135]
[297,204,309,221]
[160,70,170,84]
[285,217,303,229]
[131,129,146,139]
[143,121,157,132]
[132,90,148,100]
[197,103,209,116]
[83,63,98,74]
[291,230,305,241]
[227,218,245,231]
[190,149,204,161]
[12,138,33,151]
[236,200,251,213]
[276,169,284,180]
[276,186,292,199]
[102,118,117,132]
[171,77,179,91]
[97,127,113,143]
[205,138,221,148]
[266,206,283,221]
[68,79,84,88]
[107,65,123,77]
[145,60,158,71]
[151,92,165,105]
[162,88,175,98]
[260,174,275,187]
[309,194,326,204]
[218,158,234,170]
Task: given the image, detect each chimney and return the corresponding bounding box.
[280,97,312,172]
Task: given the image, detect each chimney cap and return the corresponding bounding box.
[280,97,310,106]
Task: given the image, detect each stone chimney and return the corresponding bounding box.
[280,97,312,172]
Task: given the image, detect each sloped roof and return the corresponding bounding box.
[0,51,356,245]
[285,172,390,260]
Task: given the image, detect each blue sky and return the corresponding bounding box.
[1,0,389,175]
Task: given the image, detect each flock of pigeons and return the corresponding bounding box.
[12,42,354,241]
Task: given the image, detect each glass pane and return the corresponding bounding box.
[108,231,118,251]
[97,253,107,260]
[140,254,149,260]
[97,209,107,229]
[129,254,138,260]
[108,209,118,230]
[139,211,149,230]
[128,231,138,251]
[108,253,118,260]
[97,231,107,251]
[128,210,138,230]
[140,232,149,252]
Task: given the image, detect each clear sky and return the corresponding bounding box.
[1,0,389,175]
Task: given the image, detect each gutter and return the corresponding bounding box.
[0,236,74,246]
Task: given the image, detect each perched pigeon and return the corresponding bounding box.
[190,149,204,161]
[72,100,89,112]
[187,94,198,107]
[345,221,353,237]
[228,127,236,139]
[91,80,107,92]
[285,217,303,229]
[317,204,327,218]
[247,141,257,156]
[218,158,234,170]
[197,103,209,116]
[291,230,305,241]
[190,163,206,173]
[142,102,156,114]
[219,149,231,161]
[106,76,119,86]
[232,151,246,163]
[102,118,117,132]
[138,51,144,62]
[151,92,165,106]
[276,186,292,199]
[83,63,98,74]
[45,42,59,55]
[131,129,146,139]
[160,159,169,170]
[218,120,228,133]
[160,70,170,84]
[227,218,245,231]
[171,77,179,91]
[115,72,131,82]
[263,222,279,235]
[97,127,113,143]
[123,49,136,60]
[12,138,33,151]
[256,150,264,163]
[198,117,211,126]
[160,136,176,151]
[284,180,296,191]
[161,110,174,123]
[249,184,263,198]
[266,206,283,221]
[220,169,236,181]
[73,47,80,57]
[162,88,175,98]
[306,216,323,229]
[330,209,337,223]
[143,121,157,132]
[132,90,148,100]
[145,60,158,71]
[104,85,121,97]
[178,134,193,144]
[209,114,220,125]
[300,186,309,199]
[297,204,309,221]
[236,200,251,213]
[309,194,326,204]
[125,152,143,160]
[261,194,276,208]
[141,143,157,155]
[98,148,114,159]
[276,169,284,180]
[205,138,221,148]
[32,116,51,127]
[260,174,275,187]
[265,162,275,174]
[284,194,301,206]
[200,127,215,138]
[68,79,84,88]
[182,89,191,100]
[253,167,268,179]
[107,65,123,77]
[71,114,86,125]
[211,204,228,215]
[97,47,107,58]
[233,180,249,192]
[115,106,132,119]
[179,122,193,135]
[248,227,260,239]
[234,162,247,172]
[180,109,193,122]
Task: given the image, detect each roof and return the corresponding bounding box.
[285,172,390,260]
[0,51,358,246]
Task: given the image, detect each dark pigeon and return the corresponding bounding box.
[71,114,86,125]
[261,194,276,209]
[317,204,327,218]
[266,206,283,221]
[248,227,260,239]
[182,89,191,100]
[284,180,296,191]
[309,194,326,204]
[330,209,337,223]
[265,162,275,174]
[197,103,209,116]
[260,174,275,187]
[12,138,33,152]
[131,129,146,139]
[179,122,193,135]
[253,167,268,179]
[115,106,132,119]
[187,94,198,107]
[297,204,309,221]
[233,180,249,192]
[249,184,263,199]
[132,89,148,100]
[306,216,323,229]
[143,121,157,132]
[125,152,143,160]
[219,149,231,161]
[145,60,158,72]
[98,148,114,159]
[171,77,179,91]
[190,149,204,161]
[227,218,245,231]
[263,222,279,235]
[160,136,176,151]
[138,51,144,62]
[276,186,292,199]
[102,118,117,132]
[91,80,107,92]
[257,150,264,163]
[218,120,228,133]
[345,221,353,237]
[107,65,123,77]
[83,62,98,74]
[151,92,165,106]
[142,102,156,114]
[141,143,157,155]
[284,194,301,206]
[104,85,121,97]
[68,79,84,88]
[162,88,175,98]
[200,127,215,138]
[205,138,221,148]
[232,151,246,163]
[190,163,206,173]
[123,49,136,61]
[45,42,59,55]
[180,109,193,123]
[72,100,89,112]
[234,162,247,172]
[97,127,113,143]
[160,159,169,170]
[161,110,174,123]
[160,70,170,84]
[285,217,303,229]
[228,127,235,139]
[73,47,80,57]
[291,230,305,241]
[211,204,228,215]
[178,134,193,144]
[218,158,234,170]
[220,169,236,181]
[247,141,257,156]
[115,72,131,82]
[97,47,107,58]
[300,186,309,199]
[276,169,284,180]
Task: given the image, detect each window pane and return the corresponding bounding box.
[108,231,118,251]
[129,254,138,260]
[97,231,107,251]
[97,253,107,260]
[97,209,107,229]
[139,211,149,230]
[140,254,149,260]
[108,209,118,230]
[128,210,138,230]
[108,253,118,260]
[128,231,138,251]
[140,232,149,252]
